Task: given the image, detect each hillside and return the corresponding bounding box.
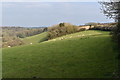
[21,32,48,45]
[2,27,47,48]
[2,30,118,78]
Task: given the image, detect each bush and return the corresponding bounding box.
[79,28,86,31]
[111,24,120,46]
[90,25,115,31]
[85,22,98,26]
[17,33,26,38]
[48,23,83,39]
[2,38,24,48]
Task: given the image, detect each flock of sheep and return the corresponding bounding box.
[50,34,92,42]
[7,32,102,48]
[50,32,102,42]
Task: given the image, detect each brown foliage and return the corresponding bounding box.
[48,23,85,39]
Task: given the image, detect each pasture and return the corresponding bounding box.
[21,32,48,45]
[2,30,118,78]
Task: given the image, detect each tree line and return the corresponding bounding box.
[2,27,47,47]
[48,23,86,39]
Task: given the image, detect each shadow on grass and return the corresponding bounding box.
[112,43,120,78]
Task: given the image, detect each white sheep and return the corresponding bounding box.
[77,35,81,37]
[8,46,11,48]
[61,37,64,40]
[53,39,56,41]
[70,36,72,38]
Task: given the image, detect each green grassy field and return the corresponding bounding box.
[21,32,48,45]
[2,30,118,78]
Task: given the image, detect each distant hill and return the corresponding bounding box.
[2,27,47,48]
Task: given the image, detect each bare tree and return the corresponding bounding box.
[99,0,120,45]
[99,0,119,19]
[99,1,120,78]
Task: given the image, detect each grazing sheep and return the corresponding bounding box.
[89,34,92,35]
[8,46,11,48]
[61,37,64,40]
[53,39,56,41]
[70,36,72,38]
[77,35,81,37]
[30,43,33,44]
[81,34,85,36]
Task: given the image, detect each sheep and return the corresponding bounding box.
[61,37,64,40]
[53,39,56,41]
[89,34,92,35]
[8,46,11,48]
[81,34,85,36]
[30,43,33,44]
[70,36,72,38]
[77,35,81,37]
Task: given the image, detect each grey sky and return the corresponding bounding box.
[1,0,111,2]
[2,2,114,27]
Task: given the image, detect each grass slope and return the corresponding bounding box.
[2,30,118,78]
[21,32,48,45]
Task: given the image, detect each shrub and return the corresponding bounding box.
[79,28,86,31]
[48,23,83,39]
[85,22,98,26]
[90,25,115,31]
[16,33,26,38]
[2,38,24,48]
[111,24,120,46]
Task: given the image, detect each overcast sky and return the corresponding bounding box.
[2,2,114,27]
[1,0,111,2]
